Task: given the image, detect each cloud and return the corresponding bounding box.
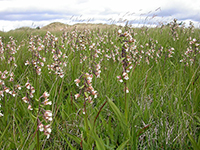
[0,0,200,31]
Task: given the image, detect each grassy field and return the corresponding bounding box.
[0,20,200,150]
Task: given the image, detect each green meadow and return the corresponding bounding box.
[0,20,200,149]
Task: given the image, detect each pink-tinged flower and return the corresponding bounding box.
[1,74,6,79]
[88,99,93,104]
[4,87,10,93]
[125,87,129,93]
[82,108,86,114]
[44,110,53,122]
[16,84,21,90]
[0,80,4,86]
[75,94,80,99]
[25,60,30,66]
[30,92,34,98]
[22,96,29,103]
[117,76,123,82]
[0,112,3,117]
[122,72,129,80]
[42,99,52,105]
[91,90,97,98]
[25,82,31,89]
[28,104,33,110]
[0,91,4,97]
[30,87,35,93]
[9,77,14,82]
[10,72,14,77]
[11,90,16,97]
[44,124,51,139]
[85,73,93,82]
[39,123,44,132]
[3,70,8,74]
[42,57,46,62]
[40,62,44,67]
[74,79,81,87]
[42,91,50,99]
[59,73,64,78]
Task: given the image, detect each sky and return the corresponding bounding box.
[0,0,200,31]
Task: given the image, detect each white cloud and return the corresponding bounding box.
[0,0,200,31]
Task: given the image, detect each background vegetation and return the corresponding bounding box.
[0,20,200,149]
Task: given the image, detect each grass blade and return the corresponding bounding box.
[116,139,129,150]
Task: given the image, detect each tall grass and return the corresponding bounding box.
[0,20,200,149]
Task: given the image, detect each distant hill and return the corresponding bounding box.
[40,22,118,31]
[40,22,69,31]
[1,22,118,33]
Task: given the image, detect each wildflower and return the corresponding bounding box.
[22,96,29,103]
[44,110,53,122]
[16,84,21,90]
[9,77,14,82]
[25,60,30,66]
[11,90,16,97]
[125,87,129,93]
[39,123,44,132]
[75,94,80,99]
[85,73,93,82]
[0,91,3,97]
[30,92,34,98]
[91,90,98,98]
[118,29,122,35]
[117,76,123,82]
[28,104,33,110]
[42,99,52,105]
[59,73,64,78]
[44,124,51,139]
[123,72,129,80]
[25,82,31,89]
[0,112,3,117]
[42,91,50,99]
[82,108,86,114]
[0,80,4,86]
[4,87,10,93]
[1,74,6,79]
[74,79,81,87]
[30,86,35,93]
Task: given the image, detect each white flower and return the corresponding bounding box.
[39,124,44,132]
[0,112,3,117]
[118,29,122,34]
[44,110,53,122]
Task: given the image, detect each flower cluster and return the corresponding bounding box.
[46,32,68,78]
[22,80,35,110]
[180,37,200,66]
[22,82,52,139]
[117,29,135,91]
[0,37,4,61]
[38,91,52,139]
[0,70,22,117]
[26,35,46,75]
[74,72,98,114]
[169,19,179,41]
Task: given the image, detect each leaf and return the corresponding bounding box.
[0,121,11,146]
[59,130,88,149]
[93,134,106,150]
[58,130,76,150]
[28,141,36,150]
[198,135,200,147]
[116,139,129,150]
[137,124,152,137]
[107,98,126,130]
[187,132,200,150]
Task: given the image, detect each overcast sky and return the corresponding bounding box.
[0,0,200,31]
